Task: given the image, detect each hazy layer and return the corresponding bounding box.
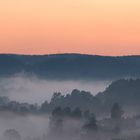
[0,112,49,138]
[0,76,110,104]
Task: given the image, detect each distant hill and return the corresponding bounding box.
[0,54,140,80]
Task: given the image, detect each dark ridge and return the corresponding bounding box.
[0,53,140,80]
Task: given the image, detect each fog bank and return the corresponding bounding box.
[0,76,110,104]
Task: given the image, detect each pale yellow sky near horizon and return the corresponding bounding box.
[0,0,140,55]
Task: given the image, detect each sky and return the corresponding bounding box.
[0,0,140,56]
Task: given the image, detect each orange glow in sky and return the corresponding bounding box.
[0,0,140,56]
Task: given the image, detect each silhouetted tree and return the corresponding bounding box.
[40,101,49,113]
[72,107,82,118]
[83,113,98,132]
[83,110,90,119]
[111,103,124,120]
[63,107,72,117]
[50,107,64,134]
[52,107,63,117]
[111,103,124,135]
[51,92,62,104]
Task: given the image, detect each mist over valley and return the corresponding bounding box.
[0,54,140,140]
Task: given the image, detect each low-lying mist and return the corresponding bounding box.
[0,75,110,104]
[1,76,140,140]
[0,112,49,138]
[1,110,140,140]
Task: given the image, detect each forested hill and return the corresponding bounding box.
[40,79,140,114]
[0,54,140,80]
[96,79,140,108]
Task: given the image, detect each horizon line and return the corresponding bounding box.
[0,52,140,57]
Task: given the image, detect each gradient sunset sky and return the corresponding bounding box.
[0,0,140,56]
